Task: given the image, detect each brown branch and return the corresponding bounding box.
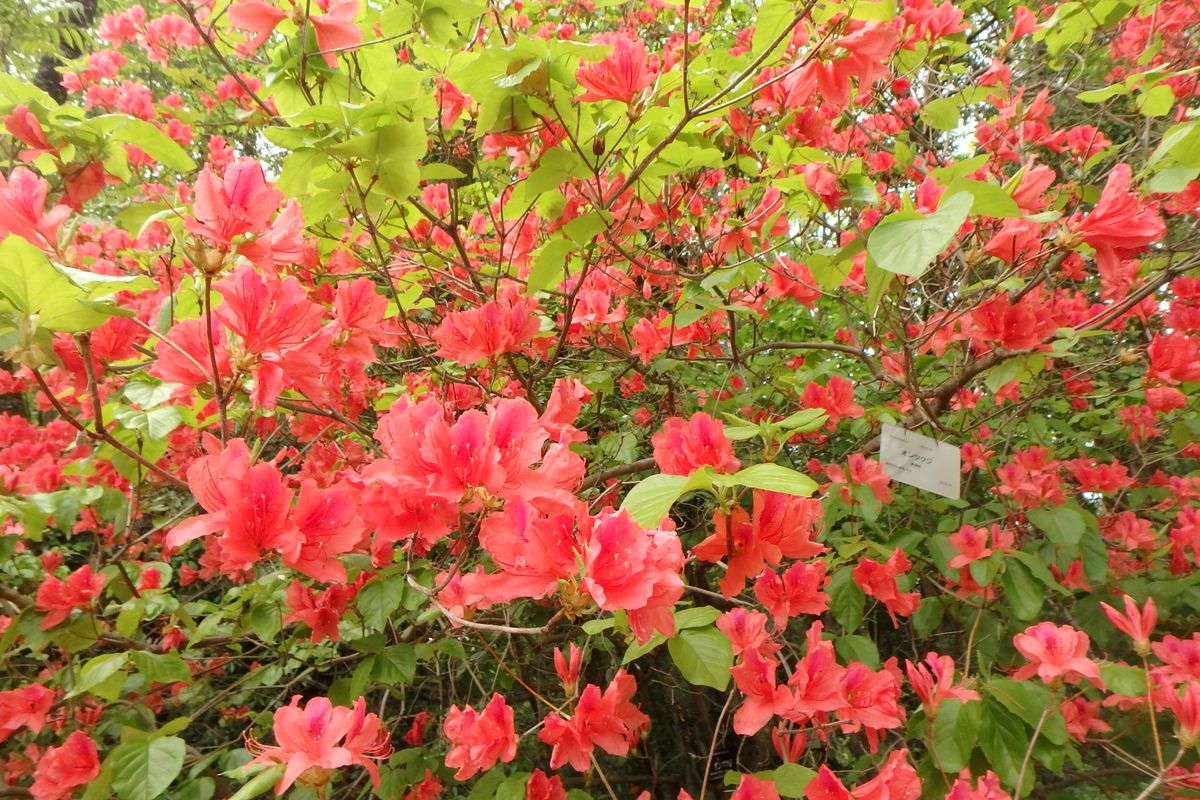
[580,457,658,490]
[30,370,189,490]
[176,0,282,124]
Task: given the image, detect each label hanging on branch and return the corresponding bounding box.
[880,424,961,499]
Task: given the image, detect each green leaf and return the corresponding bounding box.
[1136,83,1175,117]
[226,765,284,800]
[866,192,973,278]
[985,678,1068,745]
[931,699,981,773]
[834,634,880,669]
[0,236,116,333]
[1077,83,1127,103]
[527,238,575,294]
[113,407,183,440]
[864,258,894,316]
[109,736,186,800]
[751,0,795,59]
[979,700,1027,788]
[357,573,405,632]
[944,179,1022,218]
[331,122,426,200]
[1027,505,1085,548]
[373,644,417,685]
[921,97,961,130]
[622,631,668,664]
[754,764,817,797]
[90,115,195,172]
[59,266,157,299]
[675,606,721,629]
[714,463,817,496]
[1100,663,1146,697]
[621,469,713,528]
[73,652,130,698]
[999,560,1044,621]
[773,409,828,433]
[130,651,192,684]
[827,568,865,632]
[667,626,733,690]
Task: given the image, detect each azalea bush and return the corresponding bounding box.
[3,0,1200,798]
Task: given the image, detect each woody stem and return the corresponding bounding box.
[1132,748,1183,800]
[202,275,229,442]
[697,690,736,800]
[1014,697,1054,799]
[1143,653,1165,771]
[30,370,189,491]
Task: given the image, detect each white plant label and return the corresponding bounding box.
[879,424,961,500]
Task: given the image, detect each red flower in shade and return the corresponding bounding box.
[903,653,979,717]
[401,770,443,800]
[947,524,1012,569]
[1069,162,1165,274]
[805,765,851,800]
[0,683,55,743]
[836,661,905,747]
[717,608,779,657]
[575,34,654,105]
[539,670,650,772]
[306,1,362,66]
[1159,679,1200,747]
[850,748,921,800]
[30,732,100,800]
[1100,594,1156,655]
[1060,696,1111,742]
[247,695,391,795]
[283,580,351,643]
[694,490,824,597]
[443,694,518,780]
[800,375,863,426]
[730,649,794,735]
[457,500,579,606]
[35,564,105,630]
[1012,622,1103,688]
[652,412,740,476]
[1147,333,1200,385]
[966,294,1055,352]
[402,712,430,747]
[213,264,328,409]
[944,770,1012,800]
[527,769,567,800]
[732,774,782,800]
[554,643,583,696]
[787,623,845,721]
[754,561,830,628]
[227,0,286,53]
[431,288,542,365]
[851,549,920,626]
[286,479,365,582]
[150,318,233,396]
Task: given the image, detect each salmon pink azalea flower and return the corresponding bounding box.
[1012,622,1104,688]
[247,695,391,795]
[443,693,518,780]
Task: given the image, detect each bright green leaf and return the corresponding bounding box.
[867,192,974,278]
[668,626,733,690]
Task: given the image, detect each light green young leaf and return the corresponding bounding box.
[866,192,974,278]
